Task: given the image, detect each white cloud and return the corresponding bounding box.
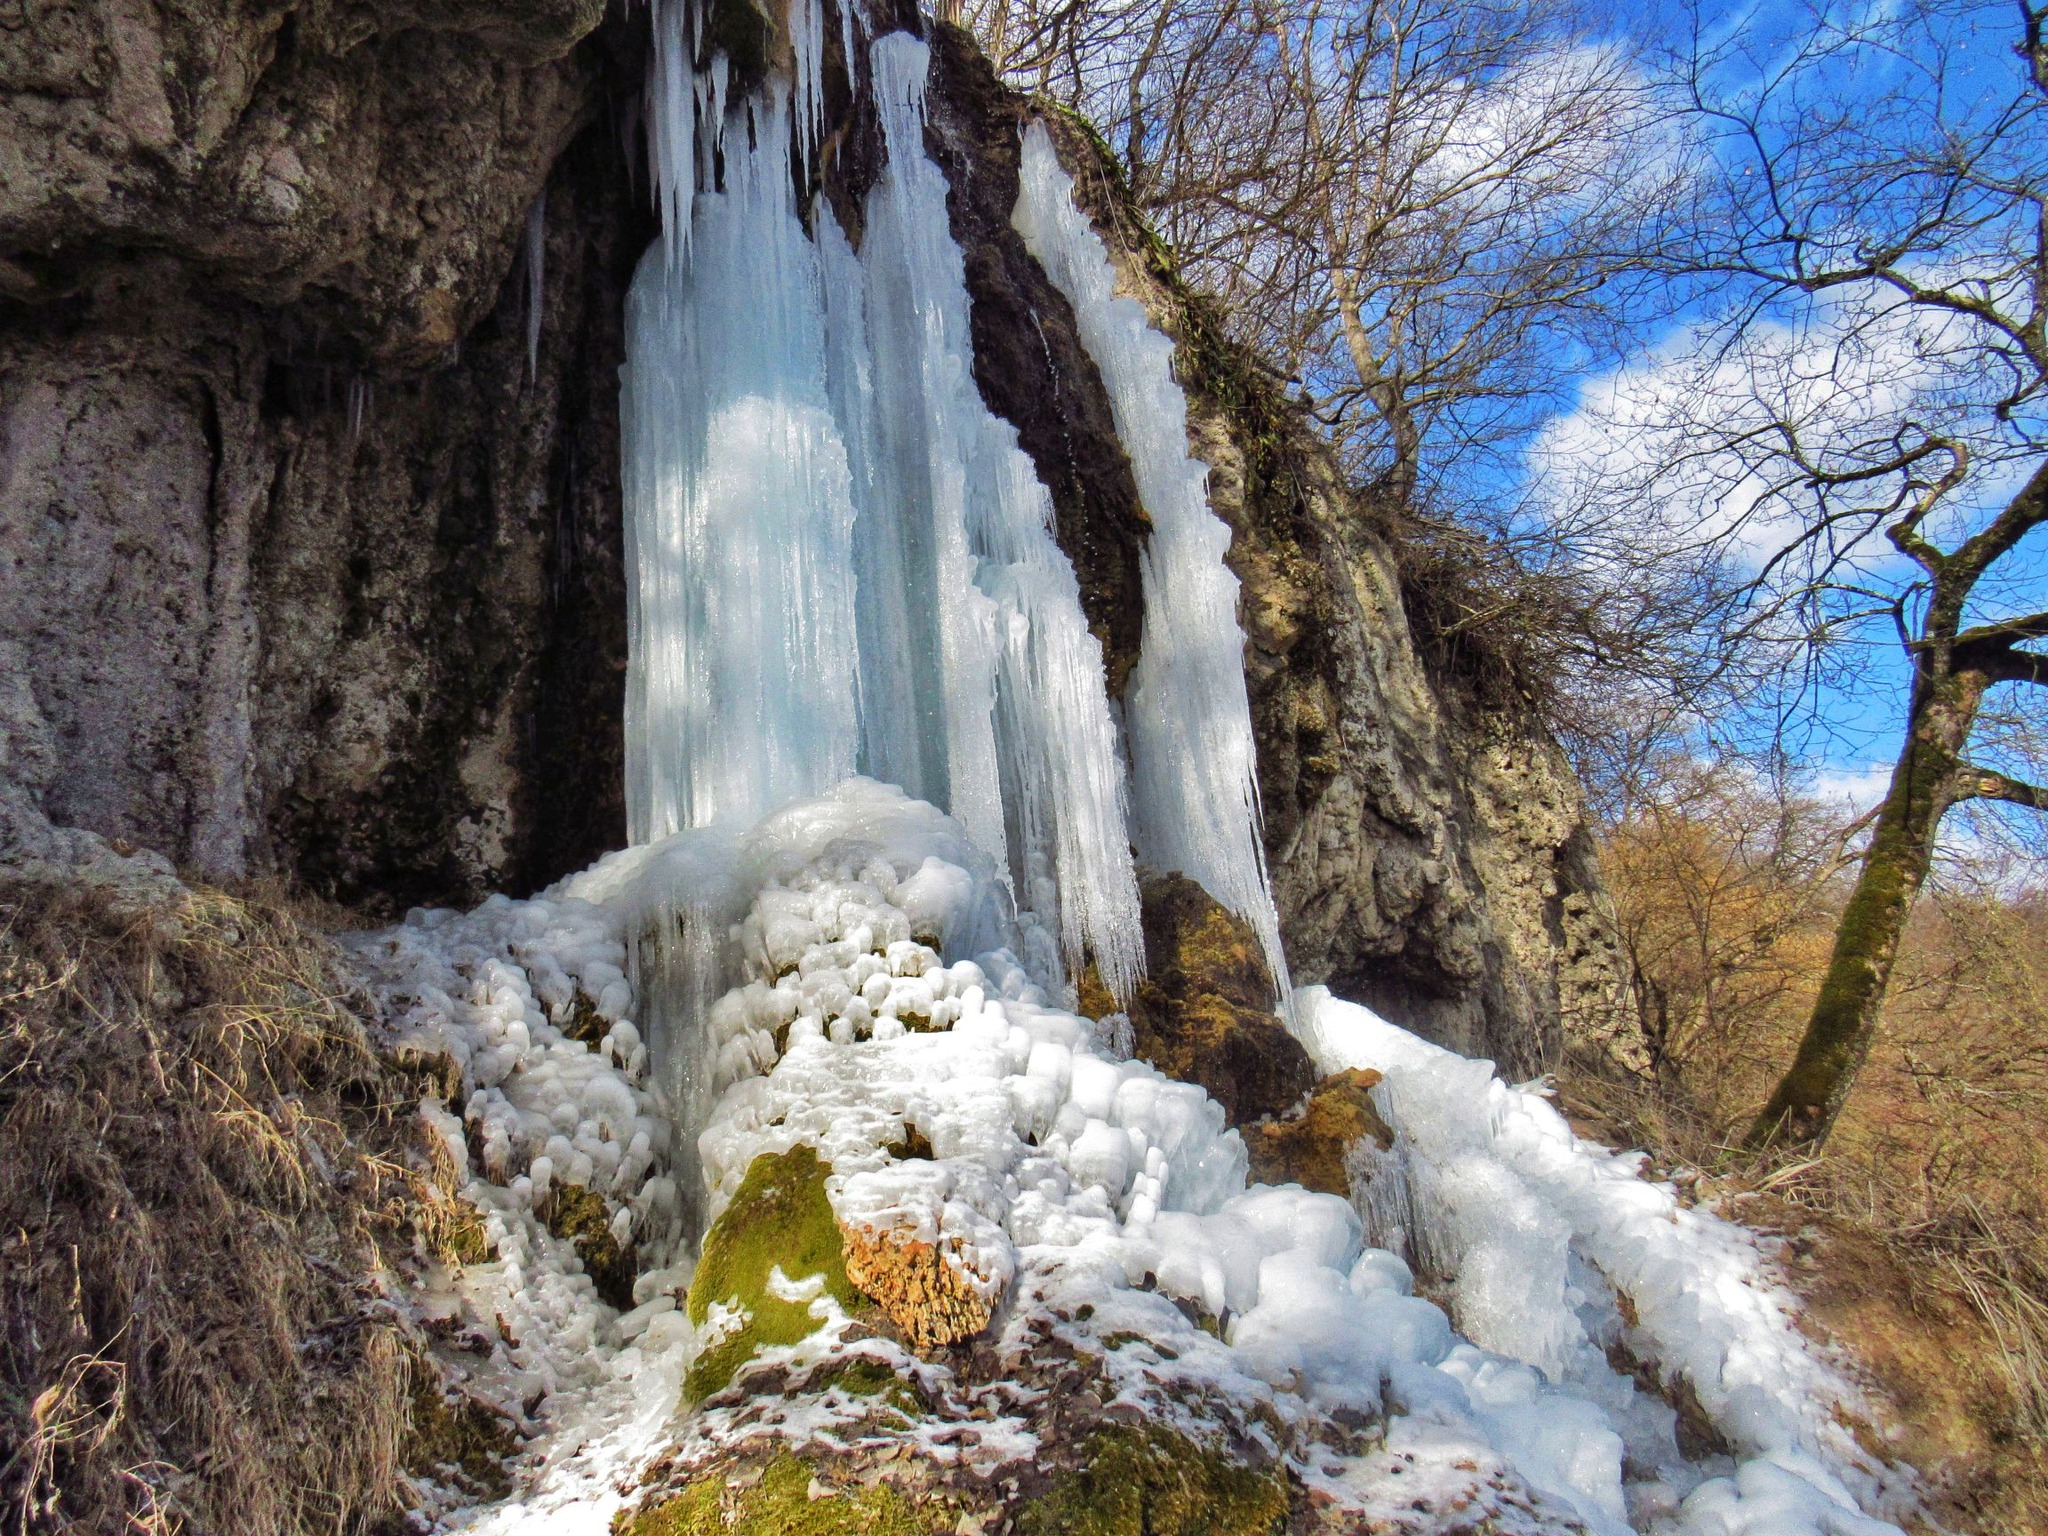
[1532,288,1994,578]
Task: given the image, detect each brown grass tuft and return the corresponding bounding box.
[0,874,436,1534]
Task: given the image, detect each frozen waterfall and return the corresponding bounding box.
[619,30,1296,1144]
[1012,121,1292,1009]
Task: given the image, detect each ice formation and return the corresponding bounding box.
[621,32,1144,1002]
[1012,120,1292,1009]
[347,23,1912,1536]
[354,782,1909,1536]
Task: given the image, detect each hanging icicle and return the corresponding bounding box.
[524,189,546,381]
[646,0,697,265]
[1012,120,1293,1011]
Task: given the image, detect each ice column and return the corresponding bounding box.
[853,36,1145,1001]
[644,0,696,264]
[1012,121,1291,1007]
[620,83,863,843]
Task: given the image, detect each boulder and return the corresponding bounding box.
[1083,874,1316,1128]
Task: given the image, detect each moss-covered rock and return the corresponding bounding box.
[619,1450,936,1536]
[683,1145,864,1403]
[542,1181,637,1310]
[1081,875,1316,1128]
[402,1360,519,1500]
[1016,1425,1292,1536]
[806,1356,928,1420]
[1244,1068,1393,1197]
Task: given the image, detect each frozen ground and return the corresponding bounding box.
[348,782,1914,1536]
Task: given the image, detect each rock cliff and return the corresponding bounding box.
[0,0,1636,1071]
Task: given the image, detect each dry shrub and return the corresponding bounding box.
[0,873,426,1534]
[1570,765,2048,1531]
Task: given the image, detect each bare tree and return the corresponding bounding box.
[959,0,1684,505]
[1554,0,2048,1149]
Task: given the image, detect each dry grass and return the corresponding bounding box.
[1569,788,2048,1533]
[0,873,438,1534]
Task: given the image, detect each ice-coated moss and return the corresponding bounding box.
[683,1144,863,1403]
[1016,1424,1291,1536]
[618,1451,934,1536]
[402,1359,518,1499]
[808,1355,927,1420]
[543,1180,636,1310]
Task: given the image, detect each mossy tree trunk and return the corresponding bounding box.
[1748,460,2048,1152]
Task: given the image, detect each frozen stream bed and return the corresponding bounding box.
[346,782,1916,1536]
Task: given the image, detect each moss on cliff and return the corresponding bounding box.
[683,1145,863,1403]
[620,1451,936,1536]
[1016,1424,1291,1536]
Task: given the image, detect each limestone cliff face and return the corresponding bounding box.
[1,4,640,910]
[0,3,1636,1067]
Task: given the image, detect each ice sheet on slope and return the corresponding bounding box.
[1300,985,1913,1536]
[347,785,1644,1532]
[660,791,1709,1533]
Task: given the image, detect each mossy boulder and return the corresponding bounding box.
[1244,1069,1394,1196]
[619,1451,937,1536]
[683,1145,864,1403]
[1017,1425,1292,1536]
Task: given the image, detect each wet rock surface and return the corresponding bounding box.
[1244,1068,1393,1198]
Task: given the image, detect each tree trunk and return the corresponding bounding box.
[1746,659,1987,1151]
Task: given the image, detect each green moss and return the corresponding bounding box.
[1016,1425,1290,1536]
[543,1181,636,1309]
[619,1452,935,1536]
[403,1362,517,1499]
[683,1145,863,1403]
[434,1197,494,1266]
[808,1356,926,1419]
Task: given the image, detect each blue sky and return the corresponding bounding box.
[1531,0,2048,831]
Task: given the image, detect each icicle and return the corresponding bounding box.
[790,0,826,178]
[1012,120,1292,1012]
[646,0,696,265]
[710,53,729,159]
[345,374,370,448]
[836,0,861,95]
[621,79,862,842]
[854,35,1145,1000]
[524,189,546,381]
